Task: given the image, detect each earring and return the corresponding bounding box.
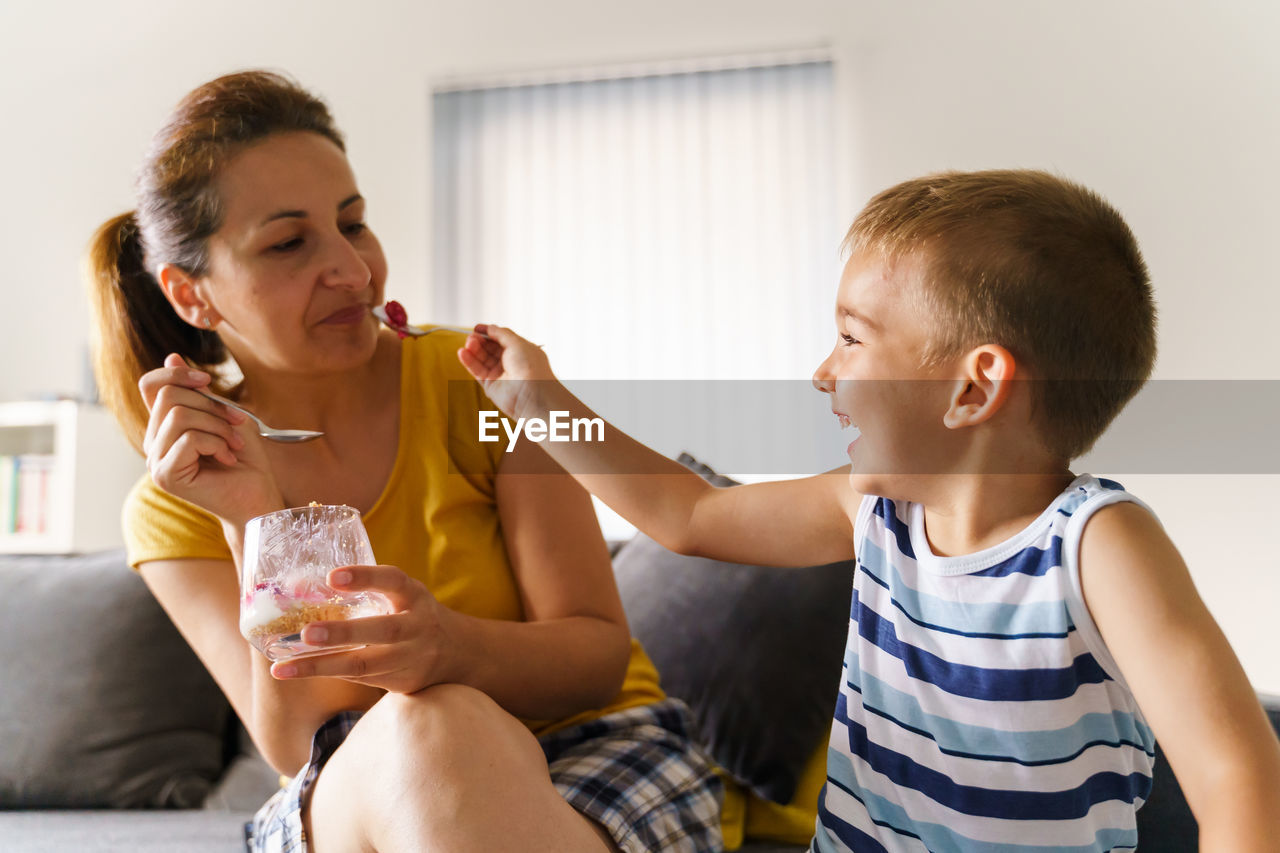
[202,315,213,329]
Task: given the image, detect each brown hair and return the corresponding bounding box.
[844,169,1156,461]
[85,70,345,451]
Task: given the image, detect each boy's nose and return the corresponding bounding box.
[812,354,836,393]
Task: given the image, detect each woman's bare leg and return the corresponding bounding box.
[305,684,618,853]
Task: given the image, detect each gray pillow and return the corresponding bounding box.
[613,454,852,803]
[0,550,230,808]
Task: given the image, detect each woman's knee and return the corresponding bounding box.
[365,684,542,765]
[308,687,544,839]
[379,684,509,733]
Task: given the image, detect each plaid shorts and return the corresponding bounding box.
[245,697,723,853]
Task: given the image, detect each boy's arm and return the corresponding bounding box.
[459,324,859,567]
[1080,502,1280,851]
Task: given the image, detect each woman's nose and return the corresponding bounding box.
[320,234,371,289]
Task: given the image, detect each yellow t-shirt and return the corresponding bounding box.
[123,331,665,736]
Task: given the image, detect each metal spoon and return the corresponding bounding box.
[193,387,324,443]
[372,304,489,339]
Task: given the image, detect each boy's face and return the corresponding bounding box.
[812,250,958,495]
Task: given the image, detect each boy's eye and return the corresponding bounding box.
[840,333,860,346]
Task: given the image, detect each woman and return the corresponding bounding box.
[86,70,722,853]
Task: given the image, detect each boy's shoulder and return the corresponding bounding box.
[1074,488,1170,567]
[1055,474,1144,517]
[1054,474,1162,535]
[1044,475,1166,571]
[860,474,1145,532]
[1071,478,1181,629]
[854,475,1160,572]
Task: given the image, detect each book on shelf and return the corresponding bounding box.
[1,453,56,536]
[0,455,15,535]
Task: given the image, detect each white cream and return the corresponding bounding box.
[239,592,287,635]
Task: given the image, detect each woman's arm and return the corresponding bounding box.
[275,438,633,720]
[138,556,381,774]
[1081,503,1280,851]
[135,355,382,772]
[447,435,633,717]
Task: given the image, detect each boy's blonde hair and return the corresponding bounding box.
[844,169,1156,461]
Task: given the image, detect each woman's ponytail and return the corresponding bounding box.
[86,71,344,452]
[85,211,224,453]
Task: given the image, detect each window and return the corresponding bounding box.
[432,53,841,382]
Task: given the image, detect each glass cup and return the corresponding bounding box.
[238,504,391,662]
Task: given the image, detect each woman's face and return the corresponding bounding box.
[197,131,388,376]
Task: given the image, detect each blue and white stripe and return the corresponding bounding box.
[812,475,1155,853]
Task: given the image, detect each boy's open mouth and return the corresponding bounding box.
[834,411,862,457]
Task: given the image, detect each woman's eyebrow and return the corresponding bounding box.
[258,194,363,227]
[259,208,306,226]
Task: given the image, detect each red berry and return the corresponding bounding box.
[384,300,408,327]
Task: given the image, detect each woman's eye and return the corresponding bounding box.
[270,237,303,253]
[840,333,860,346]
[342,222,367,237]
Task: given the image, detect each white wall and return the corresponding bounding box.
[0,0,845,402]
[1,0,1276,690]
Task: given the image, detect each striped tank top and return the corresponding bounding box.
[814,474,1156,852]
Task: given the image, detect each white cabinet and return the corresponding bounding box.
[0,401,143,554]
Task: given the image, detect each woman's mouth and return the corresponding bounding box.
[320,304,370,325]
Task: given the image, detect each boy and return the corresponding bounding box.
[459,170,1280,851]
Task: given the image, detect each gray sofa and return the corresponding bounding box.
[0,496,840,853]
[3,459,1278,851]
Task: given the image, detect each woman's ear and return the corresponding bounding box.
[156,264,220,329]
[943,345,1017,429]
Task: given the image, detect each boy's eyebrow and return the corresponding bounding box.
[258,194,364,227]
[838,305,880,331]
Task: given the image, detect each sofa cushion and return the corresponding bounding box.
[613,454,852,804]
[0,810,255,853]
[0,550,230,808]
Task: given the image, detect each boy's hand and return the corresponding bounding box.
[457,323,555,418]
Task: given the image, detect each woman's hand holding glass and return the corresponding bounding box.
[138,353,284,527]
[140,354,454,695]
[268,563,453,695]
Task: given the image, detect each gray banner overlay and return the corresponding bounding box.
[448,380,1280,476]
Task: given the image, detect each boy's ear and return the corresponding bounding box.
[943,345,1016,429]
[156,264,220,329]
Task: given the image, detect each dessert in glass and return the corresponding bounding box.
[239,504,390,662]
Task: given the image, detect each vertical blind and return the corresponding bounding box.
[432,57,842,382]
